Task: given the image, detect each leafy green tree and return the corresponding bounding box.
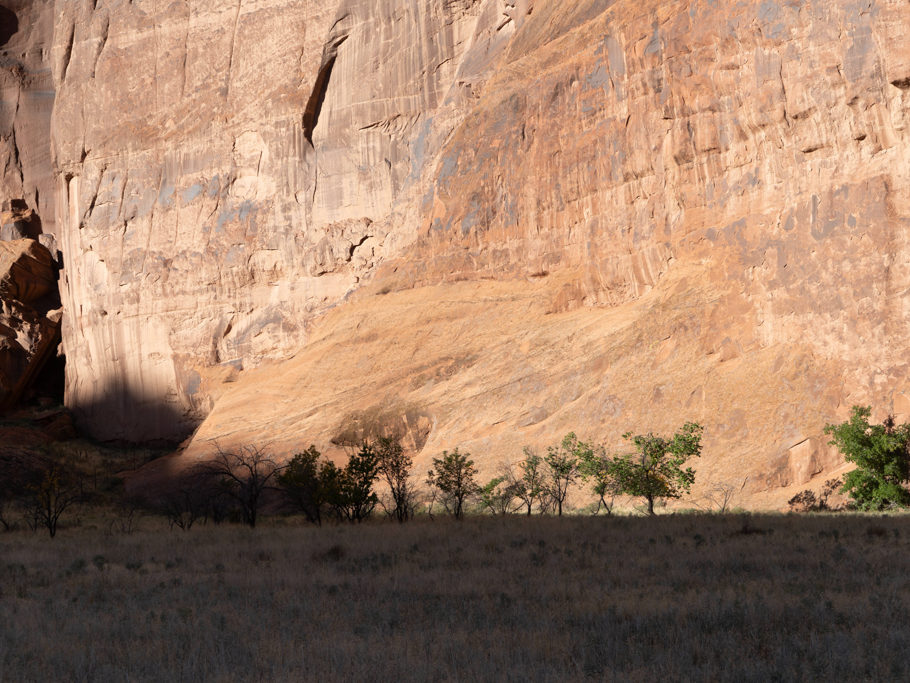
[479,476,519,515]
[543,433,585,516]
[825,406,910,510]
[508,448,546,516]
[325,444,380,523]
[578,443,618,515]
[374,437,415,523]
[427,448,479,519]
[278,445,329,525]
[610,422,703,515]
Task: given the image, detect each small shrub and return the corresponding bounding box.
[788,478,843,513]
[788,490,818,513]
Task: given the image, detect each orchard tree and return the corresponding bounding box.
[578,443,619,515]
[543,433,585,516]
[825,406,910,510]
[507,448,547,516]
[326,443,380,523]
[610,422,703,515]
[479,475,519,515]
[427,448,479,519]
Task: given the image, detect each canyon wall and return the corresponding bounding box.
[174,0,910,507]
[4,0,910,504]
[0,0,60,411]
[50,0,523,441]
[0,0,55,241]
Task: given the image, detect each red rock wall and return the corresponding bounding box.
[8,0,910,506]
[179,0,910,508]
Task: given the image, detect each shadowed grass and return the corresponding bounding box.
[2,514,909,680]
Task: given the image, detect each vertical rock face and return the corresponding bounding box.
[398,0,910,408]
[50,0,517,440]
[0,1,60,411]
[0,0,55,242]
[12,0,910,503]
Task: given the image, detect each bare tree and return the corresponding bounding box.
[0,450,42,532]
[24,464,82,538]
[156,469,215,530]
[702,480,744,514]
[109,496,141,535]
[196,445,285,528]
[375,437,415,523]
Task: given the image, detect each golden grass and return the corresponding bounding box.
[2,514,910,681]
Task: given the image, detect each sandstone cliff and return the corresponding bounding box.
[5,0,910,506]
[51,0,514,440]
[0,0,60,411]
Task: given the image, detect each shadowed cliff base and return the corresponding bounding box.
[68,385,198,447]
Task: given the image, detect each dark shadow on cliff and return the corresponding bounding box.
[26,349,64,404]
[69,385,200,448]
[0,7,18,48]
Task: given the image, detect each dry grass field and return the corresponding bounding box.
[2,514,909,681]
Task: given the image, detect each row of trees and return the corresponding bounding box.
[466,423,704,519]
[5,405,908,536]
[169,405,910,527]
[152,422,705,529]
